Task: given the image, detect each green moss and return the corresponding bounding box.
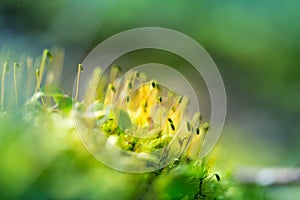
[0,49,227,200]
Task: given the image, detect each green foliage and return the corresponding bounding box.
[154,161,227,200]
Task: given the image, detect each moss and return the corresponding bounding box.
[0,49,227,200]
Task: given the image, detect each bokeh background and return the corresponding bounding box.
[1,0,300,199]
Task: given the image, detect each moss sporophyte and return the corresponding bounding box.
[0,49,209,160]
[77,65,210,160]
[0,49,226,199]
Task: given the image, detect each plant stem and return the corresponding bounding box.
[26,56,33,98]
[14,63,19,105]
[35,68,40,93]
[75,64,83,100]
[35,49,52,93]
[1,62,8,112]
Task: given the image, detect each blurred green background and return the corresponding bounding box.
[1,0,300,199]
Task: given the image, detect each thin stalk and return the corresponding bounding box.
[75,64,84,100]
[35,68,40,93]
[1,62,8,112]
[84,67,101,104]
[34,68,44,105]
[14,63,20,105]
[35,49,52,93]
[26,56,33,98]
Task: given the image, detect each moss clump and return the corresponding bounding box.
[0,48,227,199]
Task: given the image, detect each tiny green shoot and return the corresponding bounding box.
[35,68,40,93]
[35,49,52,93]
[75,64,84,100]
[1,61,8,112]
[14,62,20,105]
